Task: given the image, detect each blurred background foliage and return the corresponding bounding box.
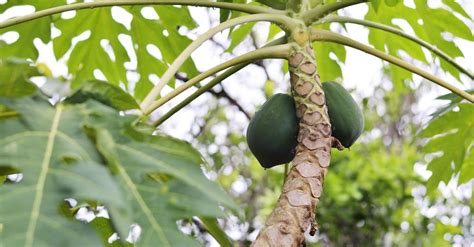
[184,79,473,246]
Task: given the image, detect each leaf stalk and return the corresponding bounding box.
[318,15,474,79]
[310,29,474,103]
[153,38,287,126]
[140,14,298,111]
[144,44,291,116]
[0,0,283,29]
[300,0,367,25]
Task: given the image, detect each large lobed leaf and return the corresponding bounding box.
[365,0,473,86]
[1,2,199,101]
[126,6,198,100]
[312,23,346,82]
[0,1,66,59]
[0,96,123,246]
[419,103,474,192]
[0,91,236,246]
[0,58,39,97]
[85,102,237,246]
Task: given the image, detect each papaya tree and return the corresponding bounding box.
[0,0,473,246]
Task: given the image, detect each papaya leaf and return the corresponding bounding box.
[312,24,346,82]
[266,24,284,42]
[226,23,256,53]
[53,8,129,88]
[429,90,474,118]
[128,6,198,100]
[459,150,474,184]
[371,0,381,11]
[0,1,66,59]
[65,80,139,111]
[418,103,474,192]
[0,96,130,246]
[365,1,473,82]
[61,100,237,246]
[218,0,232,23]
[91,217,133,247]
[384,0,400,6]
[254,0,287,10]
[0,58,39,97]
[442,0,470,19]
[89,125,238,246]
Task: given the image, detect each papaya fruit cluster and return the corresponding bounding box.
[246,81,364,168]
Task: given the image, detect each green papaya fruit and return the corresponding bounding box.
[322,81,364,148]
[246,83,364,168]
[246,94,299,168]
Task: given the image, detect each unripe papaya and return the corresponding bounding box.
[322,81,364,148]
[246,94,299,168]
[246,83,364,168]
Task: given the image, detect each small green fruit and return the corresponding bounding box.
[246,94,299,168]
[322,81,364,148]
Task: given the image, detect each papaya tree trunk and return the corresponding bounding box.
[252,27,332,247]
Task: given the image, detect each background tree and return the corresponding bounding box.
[0,0,473,246]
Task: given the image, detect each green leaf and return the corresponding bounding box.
[127,6,198,101]
[430,90,474,118]
[49,100,238,246]
[65,80,139,111]
[53,8,129,88]
[226,23,256,53]
[219,0,232,23]
[0,1,66,59]
[384,0,400,6]
[442,0,470,19]
[0,97,129,246]
[459,150,474,184]
[266,24,284,42]
[91,217,133,247]
[89,125,237,246]
[371,0,381,11]
[312,24,346,82]
[255,0,287,10]
[0,58,38,97]
[365,1,473,82]
[419,103,474,192]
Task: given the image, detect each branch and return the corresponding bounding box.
[318,15,474,80]
[310,29,474,103]
[0,0,284,29]
[152,37,287,126]
[300,0,368,25]
[140,14,297,111]
[209,89,251,120]
[144,44,291,116]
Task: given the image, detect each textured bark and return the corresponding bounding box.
[252,28,332,247]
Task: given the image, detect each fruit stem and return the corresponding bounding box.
[0,0,283,29]
[143,44,291,116]
[317,15,474,80]
[140,14,297,112]
[153,37,287,126]
[310,29,474,103]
